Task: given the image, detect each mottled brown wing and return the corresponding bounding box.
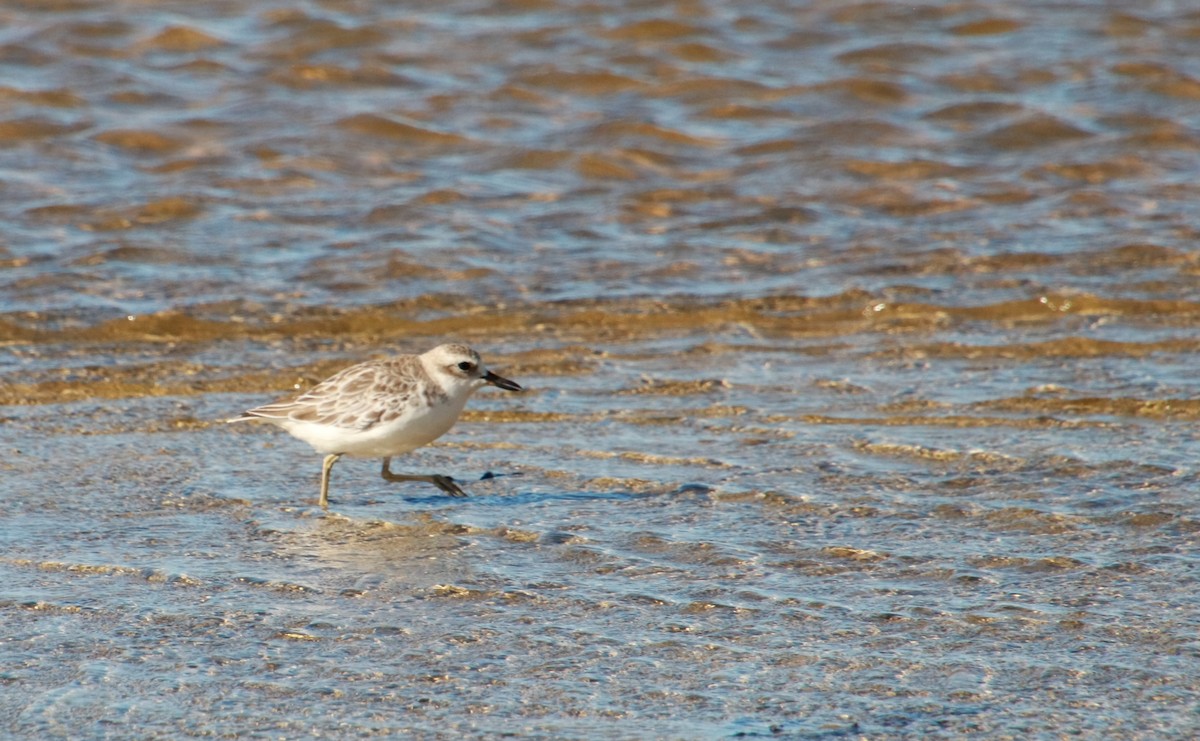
[239,359,419,431]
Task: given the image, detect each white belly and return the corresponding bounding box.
[278,394,469,458]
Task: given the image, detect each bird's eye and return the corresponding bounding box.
[457,361,474,372]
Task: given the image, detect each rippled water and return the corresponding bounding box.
[3,0,1200,738]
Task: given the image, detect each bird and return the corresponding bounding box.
[228,343,522,507]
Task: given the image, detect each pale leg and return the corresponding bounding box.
[380,456,466,497]
[319,453,342,507]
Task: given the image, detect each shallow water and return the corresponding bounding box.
[2,0,1200,738]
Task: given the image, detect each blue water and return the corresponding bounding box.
[2,0,1200,738]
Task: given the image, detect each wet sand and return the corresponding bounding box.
[2,0,1200,738]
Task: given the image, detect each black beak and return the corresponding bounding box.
[484,370,522,392]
